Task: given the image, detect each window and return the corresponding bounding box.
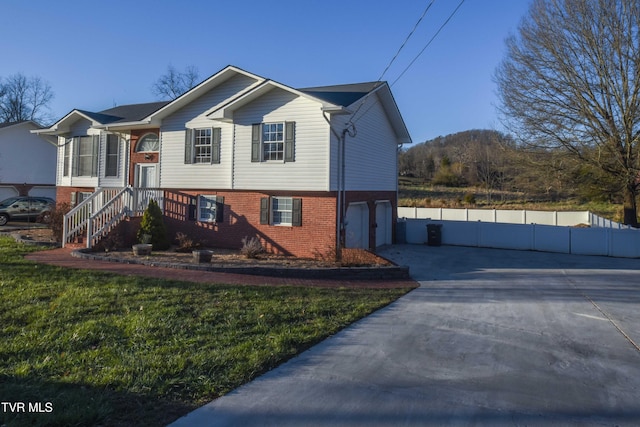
[72,136,98,177]
[272,196,292,225]
[251,122,295,163]
[262,123,284,161]
[136,133,159,152]
[63,138,71,176]
[260,197,302,226]
[105,134,119,177]
[196,195,224,223]
[184,128,221,164]
[71,191,93,207]
[194,129,212,163]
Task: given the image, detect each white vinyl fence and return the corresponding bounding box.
[400,219,640,258]
[398,207,631,229]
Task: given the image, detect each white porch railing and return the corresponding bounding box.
[63,187,122,246]
[63,186,164,248]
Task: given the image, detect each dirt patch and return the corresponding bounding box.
[4,227,57,243]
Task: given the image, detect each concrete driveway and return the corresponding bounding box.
[170,245,640,426]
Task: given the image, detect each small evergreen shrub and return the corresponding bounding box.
[136,199,170,250]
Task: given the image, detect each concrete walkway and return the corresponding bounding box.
[170,245,640,427]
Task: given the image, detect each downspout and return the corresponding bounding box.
[323,111,356,260]
[323,111,343,260]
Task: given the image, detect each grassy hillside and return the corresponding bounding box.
[398,177,622,222]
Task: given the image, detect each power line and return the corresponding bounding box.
[351,0,467,127]
[391,0,466,87]
[348,1,437,124]
[377,0,437,83]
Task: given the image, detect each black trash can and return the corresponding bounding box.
[426,223,442,246]
[396,219,407,244]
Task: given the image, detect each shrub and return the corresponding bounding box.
[136,199,170,250]
[463,193,476,205]
[241,236,264,259]
[175,232,201,252]
[48,202,71,243]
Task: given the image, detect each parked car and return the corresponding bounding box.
[0,196,55,226]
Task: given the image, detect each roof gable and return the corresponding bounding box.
[298,82,381,107]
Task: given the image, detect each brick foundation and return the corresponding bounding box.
[56,186,397,258]
[162,189,337,258]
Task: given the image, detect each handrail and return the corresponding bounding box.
[62,186,164,248]
[62,187,122,247]
[87,187,134,248]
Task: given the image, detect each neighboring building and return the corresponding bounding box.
[35,66,411,256]
[0,121,57,201]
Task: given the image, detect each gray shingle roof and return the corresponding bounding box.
[0,121,27,129]
[98,101,170,123]
[299,82,383,107]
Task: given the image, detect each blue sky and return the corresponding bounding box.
[2,0,531,143]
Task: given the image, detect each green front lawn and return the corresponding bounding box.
[0,237,411,426]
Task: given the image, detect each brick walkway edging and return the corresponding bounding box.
[72,249,412,281]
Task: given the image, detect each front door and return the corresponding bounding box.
[137,164,157,188]
[135,164,160,213]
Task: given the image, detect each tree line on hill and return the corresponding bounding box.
[398,129,622,206]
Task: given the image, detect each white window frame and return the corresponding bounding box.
[194,128,212,164]
[136,133,159,152]
[197,194,218,222]
[271,196,293,226]
[105,134,120,177]
[63,138,71,177]
[73,136,98,177]
[262,122,284,161]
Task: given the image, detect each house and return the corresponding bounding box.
[35,66,411,257]
[0,121,57,201]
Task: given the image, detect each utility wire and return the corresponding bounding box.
[348,0,437,124]
[351,0,466,127]
[391,0,466,87]
[377,0,436,83]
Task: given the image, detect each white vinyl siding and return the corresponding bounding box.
[0,122,56,188]
[159,73,257,189]
[233,89,330,191]
[330,93,398,191]
[57,118,100,188]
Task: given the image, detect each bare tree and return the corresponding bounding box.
[495,0,640,226]
[151,65,200,100]
[0,73,54,124]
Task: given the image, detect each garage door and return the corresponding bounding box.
[0,186,19,202]
[345,202,369,249]
[375,201,392,247]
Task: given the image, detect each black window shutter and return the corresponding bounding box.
[212,128,221,164]
[184,129,193,164]
[251,124,261,162]
[292,198,302,226]
[91,135,99,177]
[284,121,295,162]
[259,197,270,224]
[188,196,197,220]
[215,196,225,223]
